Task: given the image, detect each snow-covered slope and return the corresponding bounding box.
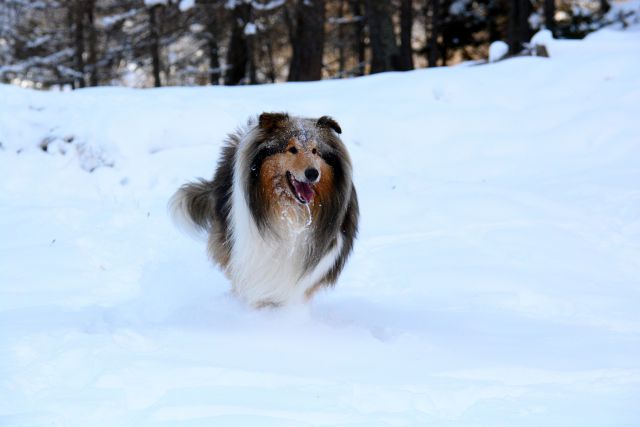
[1,28,640,427]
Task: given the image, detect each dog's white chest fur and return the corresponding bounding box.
[228,134,342,306]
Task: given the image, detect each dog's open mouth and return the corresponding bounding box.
[286,171,314,204]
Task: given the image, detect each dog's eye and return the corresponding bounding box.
[288,147,298,154]
[312,148,317,155]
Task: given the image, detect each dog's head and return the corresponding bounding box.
[245,112,352,234]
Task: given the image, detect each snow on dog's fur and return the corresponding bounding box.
[170,113,359,307]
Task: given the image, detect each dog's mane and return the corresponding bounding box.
[240,116,356,277]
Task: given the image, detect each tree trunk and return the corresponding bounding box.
[225,2,251,85]
[266,37,276,83]
[247,22,257,85]
[288,0,326,82]
[508,0,532,54]
[73,0,85,88]
[338,0,346,77]
[507,0,518,53]
[519,0,532,44]
[204,4,220,85]
[426,0,439,68]
[544,0,555,36]
[399,0,414,71]
[487,0,500,42]
[365,0,399,73]
[85,0,98,86]
[349,0,366,76]
[149,5,162,87]
[208,38,221,85]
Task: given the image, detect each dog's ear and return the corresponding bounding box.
[316,116,342,134]
[259,112,289,133]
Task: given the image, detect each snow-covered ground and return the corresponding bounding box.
[2,26,640,427]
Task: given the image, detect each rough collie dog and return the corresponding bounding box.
[170,113,359,307]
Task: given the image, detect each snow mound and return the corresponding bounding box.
[531,29,553,47]
[488,40,509,62]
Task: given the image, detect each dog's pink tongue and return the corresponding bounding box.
[294,180,314,203]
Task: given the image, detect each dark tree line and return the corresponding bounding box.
[0,0,616,89]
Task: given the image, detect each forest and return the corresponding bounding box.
[0,0,622,89]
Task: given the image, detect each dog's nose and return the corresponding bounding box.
[305,168,319,182]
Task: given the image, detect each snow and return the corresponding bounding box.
[244,22,257,36]
[144,0,168,7]
[2,26,640,427]
[530,29,554,48]
[605,0,640,28]
[179,0,195,12]
[251,0,287,11]
[449,0,469,15]
[488,40,509,62]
